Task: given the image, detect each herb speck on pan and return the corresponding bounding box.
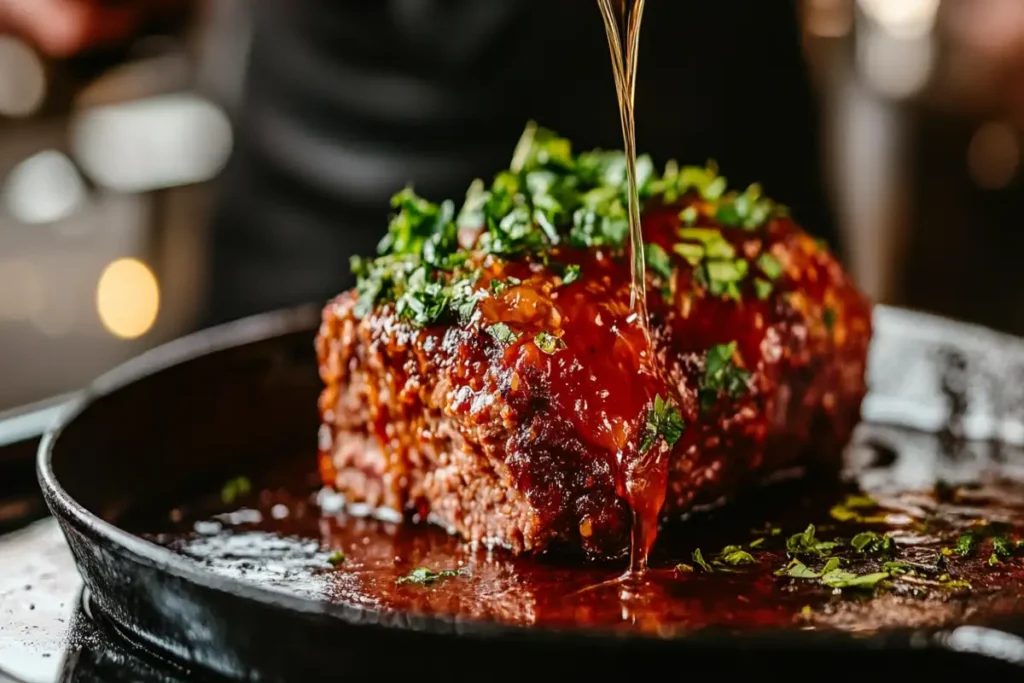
[397,567,467,586]
[220,476,252,505]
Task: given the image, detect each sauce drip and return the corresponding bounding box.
[135,433,1024,638]
[597,0,664,577]
[597,0,648,327]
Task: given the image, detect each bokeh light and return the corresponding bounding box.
[95,258,161,339]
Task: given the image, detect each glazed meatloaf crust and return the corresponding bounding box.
[316,126,872,561]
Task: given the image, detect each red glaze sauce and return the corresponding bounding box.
[317,194,871,568]
[134,435,1024,636]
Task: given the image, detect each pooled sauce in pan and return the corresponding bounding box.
[130,426,1024,635]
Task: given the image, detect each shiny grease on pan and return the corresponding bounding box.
[125,424,1024,636]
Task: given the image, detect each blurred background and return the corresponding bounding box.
[0,0,1022,412]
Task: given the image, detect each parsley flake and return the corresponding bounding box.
[645,243,673,280]
[327,550,345,566]
[640,394,685,453]
[823,307,837,332]
[956,532,977,558]
[396,567,466,586]
[699,342,752,413]
[692,548,714,572]
[851,531,896,557]
[489,276,522,296]
[561,264,581,285]
[349,124,787,330]
[821,570,889,590]
[534,331,567,354]
[754,277,773,300]
[488,323,520,346]
[993,536,1014,558]
[720,549,756,566]
[673,242,705,266]
[220,476,251,505]
[757,252,783,280]
[785,524,838,558]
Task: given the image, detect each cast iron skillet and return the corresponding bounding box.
[36,305,1024,681]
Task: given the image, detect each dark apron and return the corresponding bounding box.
[198,0,833,328]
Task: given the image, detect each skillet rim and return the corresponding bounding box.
[33,303,1024,662]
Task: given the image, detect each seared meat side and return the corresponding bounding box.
[316,126,872,561]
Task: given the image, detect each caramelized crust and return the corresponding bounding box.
[316,197,872,559]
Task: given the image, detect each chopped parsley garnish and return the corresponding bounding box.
[780,557,887,590]
[713,183,782,230]
[882,560,928,575]
[396,567,466,585]
[349,123,787,326]
[699,342,751,412]
[489,276,521,296]
[640,394,685,453]
[488,323,520,346]
[785,524,838,558]
[692,548,714,573]
[756,252,783,280]
[851,531,896,557]
[673,242,704,266]
[706,260,749,301]
[678,227,726,245]
[450,274,483,323]
[560,264,581,285]
[675,228,747,299]
[644,243,673,280]
[377,187,460,267]
[394,266,451,326]
[993,536,1014,559]
[534,331,567,354]
[327,550,345,566]
[777,557,840,579]
[754,278,773,300]
[823,307,837,332]
[955,532,977,558]
[679,205,699,225]
[828,493,887,524]
[749,537,766,549]
[676,563,694,573]
[220,476,251,505]
[784,560,826,579]
[719,548,756,566]
[820,569,889,590]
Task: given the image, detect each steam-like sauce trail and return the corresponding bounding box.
[597,0,663,577]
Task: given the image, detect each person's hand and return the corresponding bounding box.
[0,0,180,57]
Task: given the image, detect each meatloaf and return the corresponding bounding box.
[315,125,872,561]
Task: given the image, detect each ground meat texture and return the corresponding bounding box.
[315,197,872,561]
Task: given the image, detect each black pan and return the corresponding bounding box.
[36,305,1024,681]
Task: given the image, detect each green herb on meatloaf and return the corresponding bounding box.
[534,331,567,354]
[699,341,752,413]
[349,123,789,327]
[640,394,685,453]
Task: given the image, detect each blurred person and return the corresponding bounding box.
[0,0,182,56]
[4,0,837,327]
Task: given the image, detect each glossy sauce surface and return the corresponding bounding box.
[132,428,1024,636]
[319,192,870,561]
